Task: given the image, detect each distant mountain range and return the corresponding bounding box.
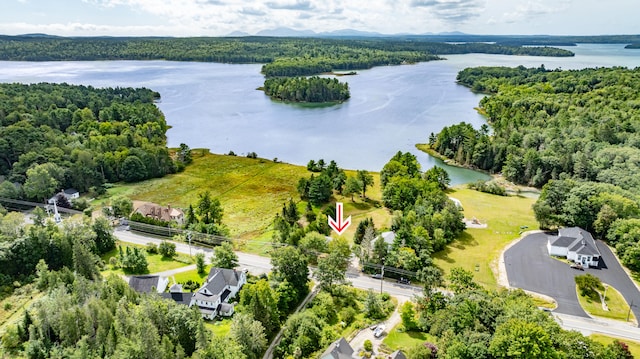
[226,27,468,37]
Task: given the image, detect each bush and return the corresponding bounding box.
[3,302,13,311]
[146,243,158,254]
[246,151,258,159]
[227,150,236,156]
[108,257,119,269]
[364,339,373,352]
[158,241,176,258]
[467,180,507,196]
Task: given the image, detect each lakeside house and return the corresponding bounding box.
[547,227,601,268]
[133,202,185,224]
[162,267,247,320]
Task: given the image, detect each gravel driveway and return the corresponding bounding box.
[504,232,640,325]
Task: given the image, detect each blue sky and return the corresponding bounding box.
[1,0,637,36]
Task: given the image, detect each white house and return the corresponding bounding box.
[547,227,601,268]
[187,267,246,320]
[48,188,80,204]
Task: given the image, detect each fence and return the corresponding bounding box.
[0,197,83,215]
[127,220,231,246]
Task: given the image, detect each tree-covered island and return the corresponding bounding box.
[263,77,350,103]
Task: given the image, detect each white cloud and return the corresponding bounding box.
[501,0,572,24]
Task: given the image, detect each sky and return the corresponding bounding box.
[0,0,637,37]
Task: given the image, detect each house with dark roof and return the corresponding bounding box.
[388,350,407,359]
[48,188,80,205]
[189,267,245,319]
[128,275,169,294]
[160,267,246,320]
[320,337,354,359]
[547,227,601,267]
[160,283,192,306]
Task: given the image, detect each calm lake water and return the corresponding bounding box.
[0,44,638,184]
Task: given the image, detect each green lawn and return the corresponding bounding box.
[173,266,211,284]
[577,284,637,324]
[382,324,438,352]
[101,242,193,276]
[432,187,539,289]
[205,318,232,338]
[590,334,640,357]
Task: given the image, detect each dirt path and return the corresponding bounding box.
[349,296,408,356]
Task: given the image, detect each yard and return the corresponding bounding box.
[577,284,637,324]
[432,187,539,289]
[382,324,438,353]
[590,334,640,357]
[101,241,194,276]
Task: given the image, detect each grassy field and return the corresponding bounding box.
[590,334,640,357]
[432,187,539,289]
[101,242,194,276]
[577,284,637,324]
[105,151,392,251]
[382,324,438,352]
[0,285,41,337]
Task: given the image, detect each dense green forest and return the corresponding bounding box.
[263,77,349,103]
[429,66,640,271]
[0,83,184,202]
[0,36,572,77]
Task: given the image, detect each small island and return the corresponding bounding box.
[263,76,350,103]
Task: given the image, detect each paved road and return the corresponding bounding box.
[114,229,272,276]
[505,232,640,324]
[554,313,640,342]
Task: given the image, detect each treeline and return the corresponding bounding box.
[626,44,640,49]
[400,269,634,359]
[0,83,185,202]
[0,36,572,76]
[430,65,640,273]
[431,66,640,189]
[263,77,349,103]
[353,152,464,273]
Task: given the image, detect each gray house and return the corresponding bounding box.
[320,337,354,359]
[547,227,601,267]
[128,275,169,294]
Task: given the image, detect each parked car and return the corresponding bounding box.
[371,273,383,279]
[396,277,411,285]
[570,263,584,271]
[373,324,386,338]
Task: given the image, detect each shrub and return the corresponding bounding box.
[146,243,158,254]
[108,257,119,269]
[246,152,258,159]
[467,180,507,196]
[227,150,236,156]
[3,302,13,311]
[364,339,373,352]
[158,241,176,258]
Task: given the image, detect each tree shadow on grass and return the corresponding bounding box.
[433,232,478,264]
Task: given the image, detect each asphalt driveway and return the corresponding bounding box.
[505,232,640,325]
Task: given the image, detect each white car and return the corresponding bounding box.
[373,324,386,338]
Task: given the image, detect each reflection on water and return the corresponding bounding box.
[0,44,637,184]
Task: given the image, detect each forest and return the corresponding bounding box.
[0,36,572,77]
[429,65,640,272]
[263,77,350,103]
[0,83,184,202]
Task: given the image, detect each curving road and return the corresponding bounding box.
[117,229,640,343]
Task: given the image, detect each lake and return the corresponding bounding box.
[0,44,638,185]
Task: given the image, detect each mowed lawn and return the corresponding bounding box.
[101,242,194,276]
[577,285,637,324]
[590,334,640,357]
[383,325,438,352]
[433,187,539,289]
[108,151,393,250]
